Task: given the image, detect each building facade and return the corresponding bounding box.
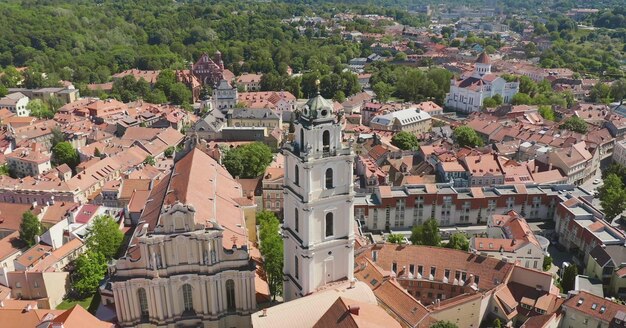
[108,149,257,328]
[212,79,237,113]
[282,91,355,301]
[445,53,519,113]
[192,52,225,87]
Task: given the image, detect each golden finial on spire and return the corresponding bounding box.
[315,79,321,94]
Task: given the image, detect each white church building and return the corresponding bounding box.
[445,52,519,113]
[107,148,257,328]
[282,88,356,301]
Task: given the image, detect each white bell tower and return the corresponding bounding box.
[282,85,355,301]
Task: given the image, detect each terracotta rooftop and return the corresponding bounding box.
[313,296,401,328]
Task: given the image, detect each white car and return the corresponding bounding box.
[593,179,601,185]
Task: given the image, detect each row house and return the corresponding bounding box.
[585,245,626,299]
[469,211,548,270]
[354,183,585,232]
[547,141,595,185]
[262,167,284,217]
[554,197,626,266]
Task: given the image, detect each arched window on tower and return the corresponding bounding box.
[325,168,333,189]
[294,165,299,186]
[295,208,299,232]
[322,130,330,153]
[300,129,305,153]
[226,279,236,312]
[182,284,194,314]
[138,288,149,320]
[325,212,334,237]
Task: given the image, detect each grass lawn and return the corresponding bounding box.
[56,293,100,313]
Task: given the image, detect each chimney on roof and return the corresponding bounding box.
[348,305,360,316]
[261,308,268,317]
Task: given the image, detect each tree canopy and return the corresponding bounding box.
[387,233,406,244]
[453,126,484,148]
[19,211,42,247]
[223,142,273,178]
[257,210,283,301]
[599,173,626,221]
[72,251,108,298]
[410,218,441,246]
[560,116,588,134]
[85,215,124,260]
[391,131,419,150]
[445,233,469,251]
[52,141,79,170]
[561,264,578,293]
[430,321,459,328]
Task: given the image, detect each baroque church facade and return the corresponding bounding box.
[282,89,356,301]
[107,148,257,328]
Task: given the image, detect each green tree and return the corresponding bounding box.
[52,142,79,170]
[511,93,533,105]
[561,264,578,293]
[611,78,626,105]
[333,90,346,103]
[602,163,626,185]
[391,131,419,150]
[0,84,7,98]
[430,321,459,328]
[168,82,192,105]
[27,99,54,119]
[445,233,469,251]
[560,117,588,134]
[538,106,556,121]
[164,146,175,158]
[19,211,41,247]
[143,155,156,166]
[223,142,273,178]
[387,233,406,244]
[257,210,283,301]
[72,251,108,297]
[453,126,484,148]
[0,164,10,176]
[493,318,502,328]
[410,218,441,246]
[482,97,498,109]
[85,215,123,260]
[50,127,65,147]
[543,256,553,271]
[598,174,626,220]
[590,82,611,103]
[373,82,394,103]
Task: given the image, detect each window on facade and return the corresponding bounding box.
[322,130,330,151]
[325,212,334,237]
[409,264,415,275]
[325,168,333,189]
[430,266,436,277]
[295,256,299,279]
[418,265,423,275]
[226,279,236,312]
[294,165,299,186]
[138,288,149,318]
[300,129,305,152]
[182,284,194,313]
[372,251,378,262]
[392,262,397,273]
[294,209,299,232]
